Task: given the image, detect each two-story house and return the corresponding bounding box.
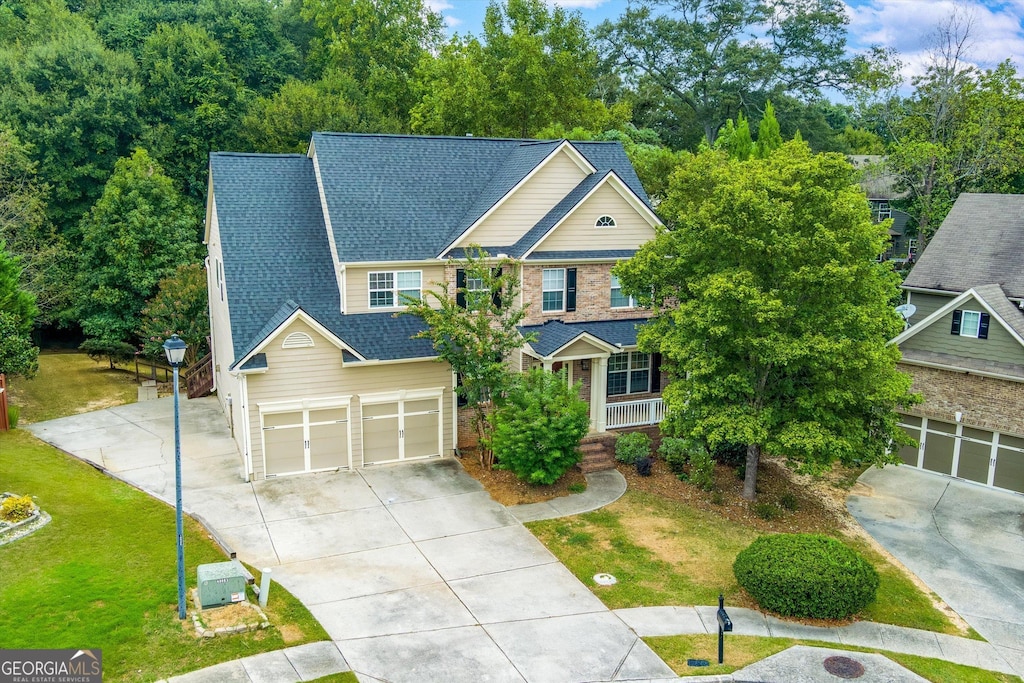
[849,154,915,262]
[205,133,662,481]
[889,193,1024,495]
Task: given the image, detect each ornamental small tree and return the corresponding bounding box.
[489,367,589,485]
[138,263,210,367]
[399,246,534,467]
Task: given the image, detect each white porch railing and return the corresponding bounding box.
[606,398,665,429]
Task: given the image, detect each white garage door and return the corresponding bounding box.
[360,389,443,466]
[260,397,352,477]
[897,414,1024,494]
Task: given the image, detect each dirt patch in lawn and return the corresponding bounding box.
[457,450,587,506]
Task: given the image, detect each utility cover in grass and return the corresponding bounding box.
[733,533,878,619]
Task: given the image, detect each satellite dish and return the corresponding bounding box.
[895,304,917,320]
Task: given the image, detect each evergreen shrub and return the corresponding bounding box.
[733,534,879,619]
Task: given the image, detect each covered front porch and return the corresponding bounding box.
[520,319,666,434]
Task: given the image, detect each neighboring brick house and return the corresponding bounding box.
[890,193,1024,494]
[205,133,662,480]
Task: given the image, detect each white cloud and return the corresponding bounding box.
[844,0,1024,84]
[544,0,611,9]
[425,0,454,10]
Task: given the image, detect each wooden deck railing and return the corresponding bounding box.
[184,352,214,399]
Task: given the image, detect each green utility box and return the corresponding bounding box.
[197,561,247,609]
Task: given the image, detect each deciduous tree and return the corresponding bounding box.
[597,0,852,144]
[138,262,210,367]
[76,149,201,358]
[615,141,918,500]
[399,246,534,467]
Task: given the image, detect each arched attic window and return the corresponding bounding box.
[282,332,315,349]
[595,215,616,228]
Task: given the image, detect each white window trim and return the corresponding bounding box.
[595,215,617,228]
[610,274,636,309]
[607,351,651,396]
[542,268,566,313]
[466,274,487,312]
[368,269,422,309]
[959,309,982,338]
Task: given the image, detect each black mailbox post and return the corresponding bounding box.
[716,593,732,664]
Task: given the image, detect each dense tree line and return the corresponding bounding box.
[0,0,1021,360]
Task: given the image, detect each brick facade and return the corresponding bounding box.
[521,263,646,325]
[900,362,1024,436]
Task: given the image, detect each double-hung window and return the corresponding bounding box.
[607,352,650,396]
[542,268,577,313]
[610,274,635,309]
[369,270,421,308]
[952,309,988,339]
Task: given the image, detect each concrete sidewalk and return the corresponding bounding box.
[509,468,627,522]
[616,605,1021,677]
[157,642,349,683]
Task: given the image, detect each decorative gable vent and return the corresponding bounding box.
[282,332,315,349]
[595,215,616,228]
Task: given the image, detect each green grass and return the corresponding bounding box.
[309,674,359,682]
[7,351,138,424]
[528,489,959,634]
[646,635,1019,682]
[0,430,331,683]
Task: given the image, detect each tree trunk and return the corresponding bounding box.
[742,443,760,500]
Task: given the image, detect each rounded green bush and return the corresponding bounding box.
[733,534,879,619]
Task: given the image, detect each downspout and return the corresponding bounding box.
[239,373,252,482]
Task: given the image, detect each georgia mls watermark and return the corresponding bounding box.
[0,650,102,683]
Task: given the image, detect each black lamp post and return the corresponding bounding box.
[163,334,187,620]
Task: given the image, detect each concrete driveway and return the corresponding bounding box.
[848,466,1024,678]
[28,397,676,683]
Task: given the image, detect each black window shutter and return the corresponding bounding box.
[950,309,962,335]
[650,353,662,393]
[566,268,577,312]
[978,313,990,339]
[491,267,502,309]
[456,269,466,309]
[456,374,468,407]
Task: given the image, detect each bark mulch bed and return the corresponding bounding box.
[457,450,587,507]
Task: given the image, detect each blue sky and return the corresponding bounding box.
[427,0,1024,84]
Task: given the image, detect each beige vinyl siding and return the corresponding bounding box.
[456,151,588,248]
[901,303,1024,365]
[244,319,453,479]
[533,183,656,252]
[906,292,955,325]
[557,338,608,358]
[206,200,246,464]
[345,264,446,313]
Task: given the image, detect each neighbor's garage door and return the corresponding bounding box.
[260,398,351,477]
[897,415,1024,494]
[360,389,443,466]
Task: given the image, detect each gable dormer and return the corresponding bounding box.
[447,141,595,252]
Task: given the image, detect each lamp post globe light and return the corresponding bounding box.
[162,334,187,620]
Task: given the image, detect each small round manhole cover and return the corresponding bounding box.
[593,573,617,586]
[823,655,865,679]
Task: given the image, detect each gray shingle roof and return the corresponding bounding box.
[211,153,436,366]
[521,319,647,357]
[527,249,638,261]
[974,284,1024,341]
[310,133,651,263]
[904,193,1024,298]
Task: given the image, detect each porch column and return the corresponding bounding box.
[542,359,553,372]
[590,356,608,432]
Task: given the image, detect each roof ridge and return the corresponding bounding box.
[211,152,308,158]
[312,131,542,143]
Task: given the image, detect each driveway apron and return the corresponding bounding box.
[848,465,1024,678]
[28,397,675,683]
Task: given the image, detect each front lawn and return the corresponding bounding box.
[6,351,138,424]
[528,486,960,635]
[0,430,331,682]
